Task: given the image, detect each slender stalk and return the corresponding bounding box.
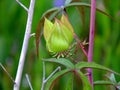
[73,33,88,57]
[41,61,61,90]
[41,62,46,90]
[88,0,96,89]
[0,63,15,84]
[16,0,28,12]
[13,0,35,90]
[25,74,33,90]
[45,66,61,82]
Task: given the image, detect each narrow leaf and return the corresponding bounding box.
[94,80,115,85]
[77,71,92,90]
[41,7,59,19]
[65,2,114,20]
[45,69,70,90]
[65,73,74,90]
[43,58,74,69]
[75,62,120,76]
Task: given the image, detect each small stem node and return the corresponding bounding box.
[30,33,35,37]
[13,0,35,89]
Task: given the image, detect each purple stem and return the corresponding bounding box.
[88,0,96,89]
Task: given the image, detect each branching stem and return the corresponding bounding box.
[13,0,35,90]
[16,0,28,12]
[41,61,61,90]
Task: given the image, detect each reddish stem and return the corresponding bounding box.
[88,0,96,89]
[73,33,88,57]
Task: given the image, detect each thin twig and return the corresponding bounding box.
[41,61,61,90]
[73,33,88,57]
[13,0,35,90]
[41,61,46,90]
[88,0,96,89]
[25,74,33,90]
[0,63,15,84]
[16,0,28,12]
[45,66,61,82]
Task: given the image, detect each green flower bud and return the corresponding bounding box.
[43,14,74,53]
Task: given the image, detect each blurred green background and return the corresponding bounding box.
[0,0,120,90]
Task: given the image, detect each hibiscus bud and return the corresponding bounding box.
[43,14,74,53]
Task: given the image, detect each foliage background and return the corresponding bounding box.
[0,0,120,90]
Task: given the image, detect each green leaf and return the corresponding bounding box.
[40,2,111,21]
[77,71,92,90]
[45,69,70,90]
[75,62,120,76]
[65,2,114,20]
[94,80,115,86]
[41,7,59,19]
[43,58,74,69]
[65,73,74,90]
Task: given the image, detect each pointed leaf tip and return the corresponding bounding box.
[61,14,74,33]
[43,18,54,42]
[42,58,74,69]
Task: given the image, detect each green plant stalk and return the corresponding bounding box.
[88,0,96,89]
[41,61,61,90]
